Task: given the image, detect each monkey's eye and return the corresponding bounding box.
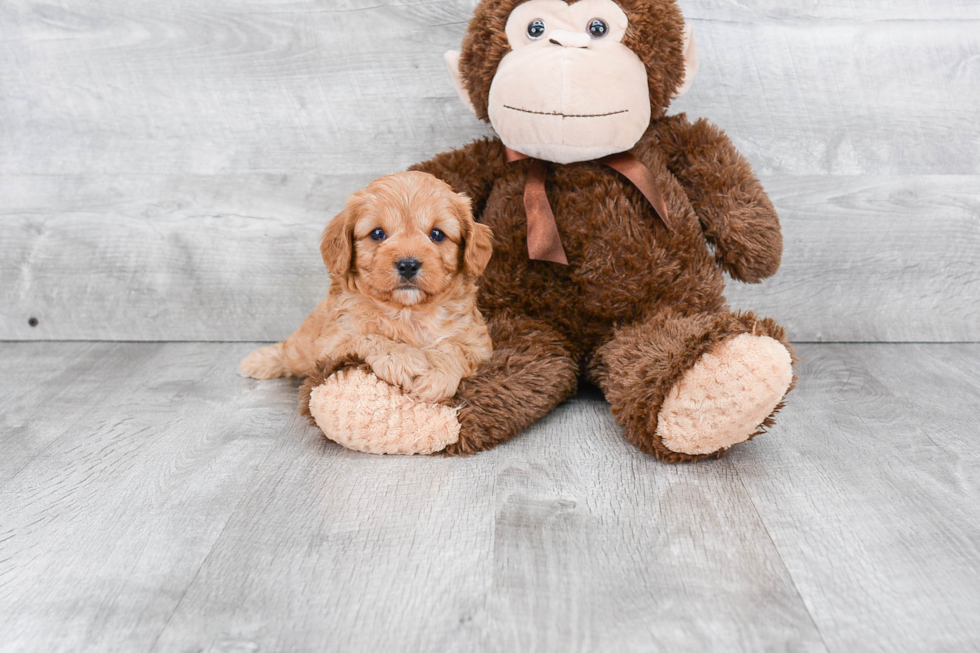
[370,228,386,241]
[588,18,608,39]
[527,19,546,40]
[430,228,446,243]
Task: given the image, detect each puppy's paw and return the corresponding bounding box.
[369,349,430,390]
[239,345,287,379]
[408,370,462,403]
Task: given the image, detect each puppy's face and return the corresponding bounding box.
[322,172,493,307]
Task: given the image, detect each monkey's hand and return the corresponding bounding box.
[656,114,782,283]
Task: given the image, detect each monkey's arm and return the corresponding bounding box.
[655,114,782,283]
[409,137,507,219]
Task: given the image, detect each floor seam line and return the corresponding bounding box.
[731,462,834,653]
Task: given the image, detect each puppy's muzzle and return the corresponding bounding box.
[396,257,422,280]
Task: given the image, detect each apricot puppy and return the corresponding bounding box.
[239,171,494,403]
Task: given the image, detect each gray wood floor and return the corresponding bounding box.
[1,342,979,652]
[2,0,979,651]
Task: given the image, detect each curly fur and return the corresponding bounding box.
[300,0,795,462]
[241,172,494,404]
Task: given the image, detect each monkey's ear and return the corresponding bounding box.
[445,50,477,116]
[674,24,700,98]
[321,202,357,277]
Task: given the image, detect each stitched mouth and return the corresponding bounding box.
[504,105,629,119]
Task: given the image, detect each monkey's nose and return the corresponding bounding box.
[549,30,591,48]
[396,258,422,279]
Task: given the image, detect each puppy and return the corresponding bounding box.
[239,171,494,403]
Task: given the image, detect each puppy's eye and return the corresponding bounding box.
[588,18,608,39]
[527,19,546,40]
[430,228,446,243]
[370,228,386,241]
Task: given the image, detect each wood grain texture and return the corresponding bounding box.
[0,343,296,652]
[672,18,980,177]
[1,1,977,176]
[476,399,825,652]
[726,175,980,342]
[2,342,980,651]
[1,0,978,342]
[0,342,156,484]
[2,174,977,341]
[0,173,365,341]
[731,344,980,651]
[150,407,498,653]
[680,0,980,22]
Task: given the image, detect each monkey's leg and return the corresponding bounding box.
[587,310,796,463]
[444,312,579,455]
[299,313,579,456]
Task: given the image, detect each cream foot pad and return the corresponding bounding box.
[308,368,461,455]
[657,334,794,456]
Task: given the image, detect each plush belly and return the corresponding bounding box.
[477,167,724,344]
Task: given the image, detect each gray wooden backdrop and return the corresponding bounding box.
[2,0,978,342]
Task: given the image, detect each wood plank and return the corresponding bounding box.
[148,384,825,652]
[2,174,977,342]
[3,342,980,649]
[0,2,976,177]
[0,342,162,484]
[479,393,827,652]
[679,0,980,21]
[3,0,978,342]
[0,342,99,410]
[730,343,980,651]
[0,173,362,341]
[0,0,491,176]
[726,175,980,342]
[672,18,980,176]
[0,343,297,652]
[149,409,499,653]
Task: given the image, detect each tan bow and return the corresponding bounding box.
[504,146,672,265]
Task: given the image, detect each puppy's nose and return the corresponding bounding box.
[396,257,422,279]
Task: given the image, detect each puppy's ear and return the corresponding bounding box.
[455,194,493,276]
[321,197,360,277]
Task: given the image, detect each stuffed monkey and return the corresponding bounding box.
[301,0,795,462]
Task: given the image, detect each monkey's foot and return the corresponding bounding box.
[307,368,461,455]
[656,334,794,456]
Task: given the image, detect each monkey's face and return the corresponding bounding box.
[489,0,651,164]
[447,0,698,165]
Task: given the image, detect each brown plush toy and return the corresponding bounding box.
[302,0,796,462]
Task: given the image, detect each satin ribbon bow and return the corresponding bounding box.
[504,146,671,265]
